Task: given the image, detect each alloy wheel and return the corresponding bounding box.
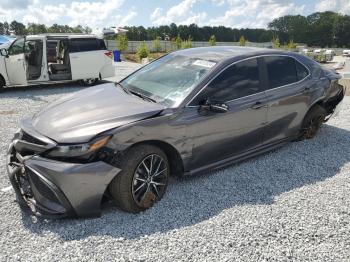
[131,154,168,208]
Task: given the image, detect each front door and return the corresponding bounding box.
[5,38,27,85]
[186,57,268,170]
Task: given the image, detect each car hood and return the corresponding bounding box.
[30,83,166,143]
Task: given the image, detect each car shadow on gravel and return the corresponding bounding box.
[20,124,350,241]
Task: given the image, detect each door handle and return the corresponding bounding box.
[303,87,311,93]
[251,101,266,110]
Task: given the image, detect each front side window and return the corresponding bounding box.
[8,38,25,56]
[193,58,261,104]
[121,54,216,107]
[265,56,298,89]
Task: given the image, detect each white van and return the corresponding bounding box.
[0,34,115,91]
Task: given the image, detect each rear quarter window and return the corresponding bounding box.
[295,60,309,80]
[69,38,105,52]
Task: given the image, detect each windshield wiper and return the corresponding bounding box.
[129,90,157,103]
[116,82,131,94]
[116,82,156,103]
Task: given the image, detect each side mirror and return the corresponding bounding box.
[0,48,8,57]
[198,100,229,115]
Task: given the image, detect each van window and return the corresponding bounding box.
[194,58,261,103]
[265,56,297,89]
[8,38,25,56]
[69,38,106,53]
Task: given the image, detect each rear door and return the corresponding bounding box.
[186,57,268,169]
[69,38,105,80]
[262,55,311,144]
[5,38,27,85]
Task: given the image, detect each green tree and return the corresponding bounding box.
[10,20,26,35]
[0,23,4,35]
[181,36,193,49]
[137,42,150,60]
[175,34,182,49]
[116,34,128,52]
[272,37,280,48]
[209,35,216,46]
[3,22,10,35]
[286,40,297,49]
[27,23,47,35]
[239,36,246,46]
[152,36,162,52]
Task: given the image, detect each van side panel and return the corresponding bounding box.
[100,55,115,79]
[70,51,102,80]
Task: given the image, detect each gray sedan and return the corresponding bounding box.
[7,46,345,218]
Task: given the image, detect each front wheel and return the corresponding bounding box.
[109,145,169,213]
[79,78,99,86]
[298,104,327,140]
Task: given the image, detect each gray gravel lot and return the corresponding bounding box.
[0,62,350,261]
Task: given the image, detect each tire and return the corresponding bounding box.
[80,78,99,86]
[298,104,327,140]
[0,76,5,93]
[109,145,169,213]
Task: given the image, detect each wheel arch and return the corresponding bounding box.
[126,140,185,178]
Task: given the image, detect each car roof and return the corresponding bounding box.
[172,46,292,62]
[27,34,100,39]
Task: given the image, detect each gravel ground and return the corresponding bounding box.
[0,62,350,261]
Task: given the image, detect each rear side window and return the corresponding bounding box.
[69,38,105,52]
[265,56,297,89]
[195,58,261,103]
[296,60,309,80]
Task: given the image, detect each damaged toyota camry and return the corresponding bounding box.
[7,46,345,218]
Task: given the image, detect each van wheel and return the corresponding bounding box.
[297,104,327,140]
[0,76,5,92]
[80,78,98,86]
[109,145,169,213]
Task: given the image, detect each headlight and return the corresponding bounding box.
[47,136,111,158]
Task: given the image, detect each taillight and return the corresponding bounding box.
[104,51,113,59]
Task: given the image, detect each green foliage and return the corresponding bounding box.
[272,37,280,48]
[175,34,182,49]
[181,36,193,49]
[117,34,129,52]
[286,40,297,49]
[152,36,162,52]
[209,35,216,46]
[137,42,150,60]
[239,36,246,46]
[10,20,26,35]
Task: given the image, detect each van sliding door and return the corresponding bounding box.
[69,38,103,80]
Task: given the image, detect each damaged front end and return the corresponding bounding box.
[7,127,121,218]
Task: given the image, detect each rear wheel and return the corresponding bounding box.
[298,104,327,140]
[109,145,169,213]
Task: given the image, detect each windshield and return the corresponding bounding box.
[121,54,216,107]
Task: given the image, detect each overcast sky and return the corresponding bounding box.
[0,0,349,31]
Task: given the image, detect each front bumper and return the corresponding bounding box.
[7,141,121,218]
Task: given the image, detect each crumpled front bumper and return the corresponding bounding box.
[7,142,121,218]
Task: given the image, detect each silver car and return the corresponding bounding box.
[7,46,345,218]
